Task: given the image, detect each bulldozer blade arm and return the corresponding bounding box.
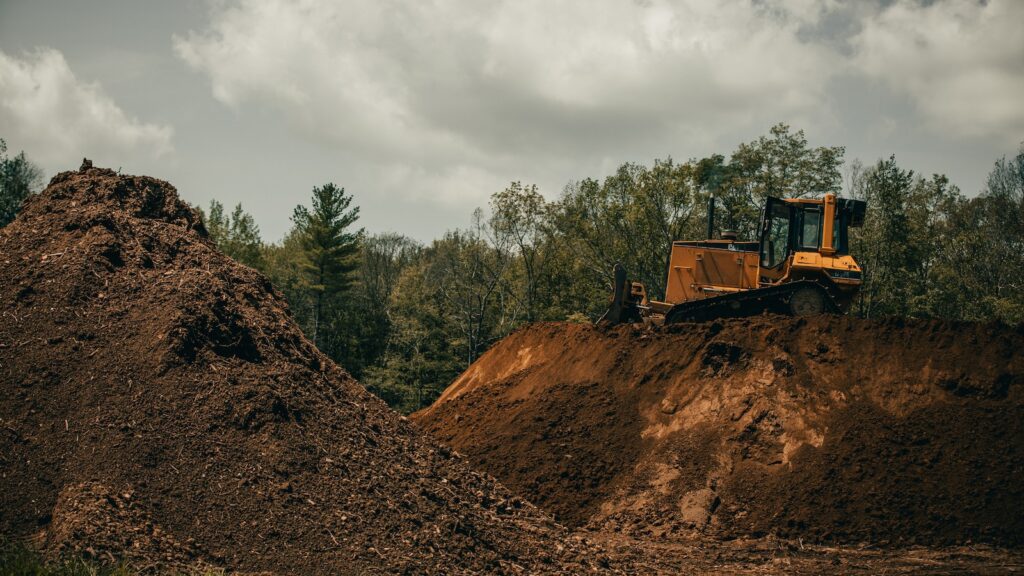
[599,263,635,325]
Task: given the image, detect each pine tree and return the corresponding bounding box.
[292,183,362,348]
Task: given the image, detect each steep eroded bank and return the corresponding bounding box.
[415,317,1024,546]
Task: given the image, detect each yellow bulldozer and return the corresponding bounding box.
[604,193,867,324]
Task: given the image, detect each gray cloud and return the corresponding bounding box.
[853,0,1024,144]
[173,0,848,205]
[172,0,1023,211]
[0,48,174,174]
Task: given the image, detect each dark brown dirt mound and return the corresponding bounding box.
[43,482,207,572]
[0,165,617,574]
[413,317,1024,547]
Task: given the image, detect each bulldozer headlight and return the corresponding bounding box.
[829,269,862,280]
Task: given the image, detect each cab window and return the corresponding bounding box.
[832,209,849,254]
[798,207,821,250]
[760,202,790,268]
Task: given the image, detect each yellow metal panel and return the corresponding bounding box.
[790,251,861,273]
[821,193,836,255]
[792,251,822,267]
[664,244,759,305]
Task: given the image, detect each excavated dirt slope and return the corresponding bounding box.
[0,164,620,574]
[415,317,1024,547]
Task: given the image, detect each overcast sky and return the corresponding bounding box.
[1,0,1022,242]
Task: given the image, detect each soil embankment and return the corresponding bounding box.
[415,317,1024,546]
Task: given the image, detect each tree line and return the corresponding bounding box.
[2,126,1022,412]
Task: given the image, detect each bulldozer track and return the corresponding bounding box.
[664,280,838,324]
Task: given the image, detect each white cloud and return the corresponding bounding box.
[853,0,1024,143]
[0,48,174,174]
[174,0,842,205]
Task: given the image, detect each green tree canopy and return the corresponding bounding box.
[962,144,1024,322]
[0,139,44,227]
[709,123,845,237]
[850,155,917,318]
[199,200,264,269]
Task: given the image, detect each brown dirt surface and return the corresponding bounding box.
[590,533,1024,575]
[413,317,1024,548]
[0,165,624,575]
[42,481,210,572]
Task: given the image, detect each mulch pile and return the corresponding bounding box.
[414,316,1024,547]
[0,163,619,574]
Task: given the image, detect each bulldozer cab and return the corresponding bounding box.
[758,194,867,288]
